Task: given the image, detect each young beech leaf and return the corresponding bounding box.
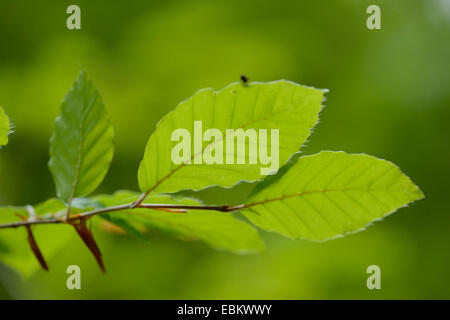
[92,191,264,253]
[0,106,12,146]
[138,81,326,195]
[49,71,114,202]
[242,151,424,241]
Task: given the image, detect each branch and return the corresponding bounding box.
[137,203,244,212]
[0,202,245,230]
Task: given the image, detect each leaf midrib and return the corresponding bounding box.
[67,93,99,205]
[243,186,418,209]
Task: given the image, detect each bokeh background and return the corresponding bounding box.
[0,0,448,299]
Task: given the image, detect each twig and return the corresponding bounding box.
[0,202,245,230]
[137,203,243,212]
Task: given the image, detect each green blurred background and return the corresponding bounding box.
[0,0,448,299]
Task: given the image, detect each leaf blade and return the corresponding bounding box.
[242,151,424,241]
[48,71,114,202]
[138,80,326,195]
[0,106,12,146]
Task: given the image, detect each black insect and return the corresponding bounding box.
[240,75,249,84]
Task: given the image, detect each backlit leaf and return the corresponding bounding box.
[138,81,326,194]
[242,151,424,241]
[0,106,12,146]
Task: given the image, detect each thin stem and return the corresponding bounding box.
[131,191,150,208]
[0,219,65,229]
[65,202,72,221]
[0,202,245,230]
[137,203,243,212]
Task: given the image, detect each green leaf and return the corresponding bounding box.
[49,71,114,202]
[242,151,424,241]
[101,213,149,242]
[93,191,264,253]
[0,200,74,277]
[34,198,67,216]
[0,198,66,221]
[0,106,12,146]
[138,80,326,194]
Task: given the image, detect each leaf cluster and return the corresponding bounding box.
[0,72,423,275]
